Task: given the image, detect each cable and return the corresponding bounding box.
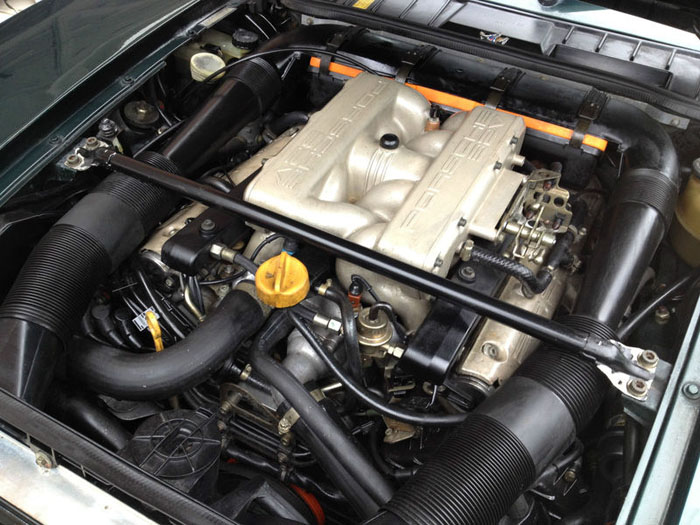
[134,267,187,340]
[289,312,468,426]
[617,269,700,340]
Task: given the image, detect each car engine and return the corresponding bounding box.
[0,3,695,525]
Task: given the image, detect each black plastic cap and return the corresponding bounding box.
[380,133,399,150]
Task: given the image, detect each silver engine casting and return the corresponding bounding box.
[243,73,527,328]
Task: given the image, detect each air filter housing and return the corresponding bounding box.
[121,408,221,501]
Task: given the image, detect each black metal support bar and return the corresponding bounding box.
[95,149,651,379]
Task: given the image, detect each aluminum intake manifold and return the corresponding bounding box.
[243,73,526,328]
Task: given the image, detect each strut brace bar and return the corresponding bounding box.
[94,148,652,382]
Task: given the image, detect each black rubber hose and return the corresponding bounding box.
[293,419,382,517]
[46,384,131,452]
[290,311,468,426]
[470,199,588,295]
[470,246,552,294]
[369,426,417,481]
[68,290,264,400]
[321,286,364,384]
[249,344,394,509]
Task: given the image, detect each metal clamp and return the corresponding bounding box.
[395,45,436,84]
[319,28,363,78]
[485,68,522,108]
[569,88,607,149]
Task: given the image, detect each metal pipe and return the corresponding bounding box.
[94,149,650,379]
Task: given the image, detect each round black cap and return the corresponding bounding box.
[380,133,400,150]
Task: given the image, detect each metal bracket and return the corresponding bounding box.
[61,137,111,171]
[319,28,363,79]
[395,45,436,84]
[485,68,522,108]
[569,88,607,149]
[594,344,658,401]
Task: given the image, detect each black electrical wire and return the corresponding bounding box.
[187,276,205,313]
[134,267,187,340]
[289,311,468,426]
[617,269,700,340]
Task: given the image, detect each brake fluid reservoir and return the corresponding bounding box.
[190,52,225,83]
[671,158,700,266]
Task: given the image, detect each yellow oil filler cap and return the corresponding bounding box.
[255,251,310,308]
[671,158,700,267]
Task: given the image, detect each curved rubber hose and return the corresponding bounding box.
[47,385,131,452]
[249,347,394,508]
[470,246,552,294]
[290,312,468,426]
[69,291,264,400]
[322,286,364,384]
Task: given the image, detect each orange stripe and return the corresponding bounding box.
[308,57,608,152]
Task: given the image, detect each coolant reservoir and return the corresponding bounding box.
[671,158,700,266]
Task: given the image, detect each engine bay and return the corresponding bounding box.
[0,3,698,524]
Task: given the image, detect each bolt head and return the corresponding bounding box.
[627,378,648,397]
[35,451,54,469]
[66,154,80,167]
[638,350,659,369]
[563,469,577,483]
[683,383,700,399]
[655,305,671,324]
[200,218,216,233]
[85,137,99,149]
[458,265,476,283]
[482,342,499,359]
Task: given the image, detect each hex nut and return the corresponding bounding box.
[35,451,55,469]
[655,305,671,325]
